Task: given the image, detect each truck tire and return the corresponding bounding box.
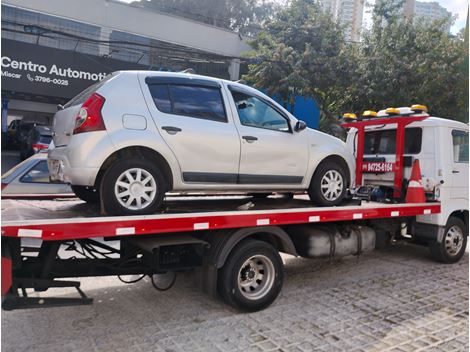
[71,185,100,204]
[308,161,347,206]
[429,217,467,264]
[101,158,167,216]
[218,239,283,312]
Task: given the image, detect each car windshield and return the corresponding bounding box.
[2,157,36,179]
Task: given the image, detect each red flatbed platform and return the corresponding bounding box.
[1,196,440,241]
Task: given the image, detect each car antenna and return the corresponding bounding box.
[181,68,196,74]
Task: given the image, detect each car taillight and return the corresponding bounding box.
[73,93,106,134]
[1,183,7,191]
[32,143,49,153]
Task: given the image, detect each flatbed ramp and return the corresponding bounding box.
[1,196,440,241]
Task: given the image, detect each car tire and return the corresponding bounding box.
[429,217,467,264]
[308,161,348,206]
[101,158,167,216]
[71,185,100,204]
[218,239,284,312]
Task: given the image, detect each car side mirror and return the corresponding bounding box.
[294,120,307,132]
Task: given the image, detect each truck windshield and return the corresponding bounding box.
[364,127,422,155]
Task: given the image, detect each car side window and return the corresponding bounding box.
[20,160,50,183]
[230,91,290,132]
[148,84,171,113]
[148,84,227,122]
[452,130,469,163]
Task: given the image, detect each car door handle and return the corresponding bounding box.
[452,170,460,174]
[162,126,182,133]
[242,135,258,142]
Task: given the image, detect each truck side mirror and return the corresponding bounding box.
[294,120,307,132]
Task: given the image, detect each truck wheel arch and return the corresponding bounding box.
[204,226,297,269]
[449,210,468,235]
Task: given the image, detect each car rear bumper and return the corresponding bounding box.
[48,131,114,186]
[48,153,99,186]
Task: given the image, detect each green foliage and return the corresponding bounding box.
[245,0,468,132]
[352,0,468,122]
[244,0,353,135]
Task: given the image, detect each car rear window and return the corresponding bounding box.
[148,84,226,122]
[364,127,422,155]
[39,135,52,144]
[64,72,116,108]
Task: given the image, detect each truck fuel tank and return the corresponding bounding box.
[289,225,376,258]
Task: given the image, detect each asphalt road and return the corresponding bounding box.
[2,244,468,352]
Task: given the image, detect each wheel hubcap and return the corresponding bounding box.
[115,168,157,210]
[237,255,275,300]
[444,225,464,256]
[320,170,344,201]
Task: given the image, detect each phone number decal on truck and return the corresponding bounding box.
[362,162,394,173]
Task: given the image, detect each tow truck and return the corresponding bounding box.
[1,105,468,312]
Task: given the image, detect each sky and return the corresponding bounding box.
[426,0,468,34]
[363,0,468,34]
[118,0,468,34]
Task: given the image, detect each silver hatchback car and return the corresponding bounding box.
[49,71,355,215]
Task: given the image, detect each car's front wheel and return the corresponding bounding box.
[101,158,167,216]
[308,161,347,206]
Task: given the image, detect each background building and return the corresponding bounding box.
[321,0,364,42]
[414,1,452,32]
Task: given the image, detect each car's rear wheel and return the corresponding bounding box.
[308,161,347,206]
[101,158,167,216]
[71,185,100,204]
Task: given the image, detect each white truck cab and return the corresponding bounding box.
[346,106,468,229]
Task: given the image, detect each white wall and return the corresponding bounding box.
[3,0,251,57]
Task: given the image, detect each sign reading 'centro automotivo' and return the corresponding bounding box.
[2,56,108,82]
[1,38,145,99]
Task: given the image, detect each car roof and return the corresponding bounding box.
[116,70,266,98]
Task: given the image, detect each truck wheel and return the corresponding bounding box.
[71,185,100,204]
[430,217,467,264]
[308,161,347,206]
[101,158,167,216]
[218,239,283,312]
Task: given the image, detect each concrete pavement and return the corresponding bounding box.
[1,244,468,352]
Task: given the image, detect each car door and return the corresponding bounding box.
[226,85,309,186]
[145,77,240,184]
[450,129,469,200]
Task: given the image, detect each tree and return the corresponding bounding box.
[130,0,279,35]
[245,0,468,132]
[243,0,354,135]
[348,0,468,122]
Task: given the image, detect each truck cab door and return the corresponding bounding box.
[450,129,469,200]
